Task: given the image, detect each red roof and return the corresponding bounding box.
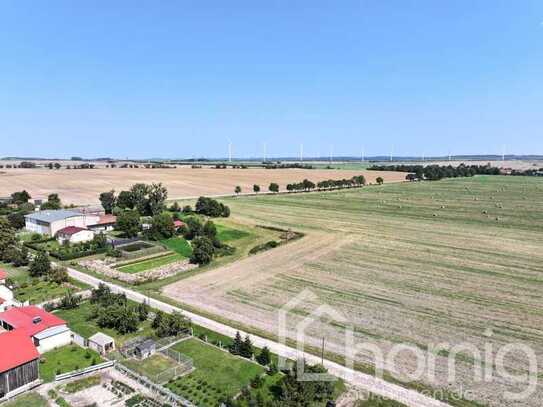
[0,269,7,280]
[0,306,66,337]
[0,298,4,304]
[174,220,185,227]
[97,214,117,225]
[0,330,39,373]
[57,226,88,236]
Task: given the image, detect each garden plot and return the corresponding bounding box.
[163,176,543,407]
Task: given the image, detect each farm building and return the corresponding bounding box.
[135,339,156,359]
[24,209,100,236]
[0,330,40,399]
[0,306,71,353]
[87,214,117,232]
[88,332,115,355]
[56,226,94,244]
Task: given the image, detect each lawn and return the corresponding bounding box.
[122,353,179,383]
[167,338,264,404]
[2,392,48,407]
[55,300,155,346]
[160,237,192,257]
[215,224,250,242]
[39,344,103,382]
[117,252,184,274]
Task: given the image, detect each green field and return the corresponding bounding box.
[39,344,103,382]
[215,224,250,242]
[160,237,193,257]
[167,338,264,404]
[117,252,185,274]
[2,393,48,407]
[55,301,155,345]
[164,176,543,406]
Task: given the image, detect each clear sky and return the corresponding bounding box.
[1,1,542,159]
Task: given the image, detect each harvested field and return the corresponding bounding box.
[0,167,404,205]
[163,176,543,407]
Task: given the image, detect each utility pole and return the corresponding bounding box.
[321,337,325,365]
[300,143,303,162]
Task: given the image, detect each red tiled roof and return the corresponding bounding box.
[97,214,117,225]
[0,297,4,304]
[56,226,88,236]
[174,220,185,227]
[0,306,66,337]
[0,269,7,280]
[0,330,39,373]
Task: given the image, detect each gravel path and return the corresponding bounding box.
[66,266,450,407]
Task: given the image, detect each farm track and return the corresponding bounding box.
[163,176,543,407]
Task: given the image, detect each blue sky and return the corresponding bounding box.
[1,1,542,159]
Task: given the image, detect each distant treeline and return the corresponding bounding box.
[368,164,543,180]
[264,163,314,169]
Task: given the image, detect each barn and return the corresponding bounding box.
[0,330,40,399]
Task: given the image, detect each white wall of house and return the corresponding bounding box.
[66,230,95,244]
[25,214,100,236]
[24,218,51,235]
[49,217,89,236]
[35,329,72,354]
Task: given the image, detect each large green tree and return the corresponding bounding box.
[0,218,17,257]
[115,210,141,238]
[190,236,215,265]
[99,190,116,214]
[147,183,168,216]
[148,213,175,240]
[130,183,151,214]
[29,251,51,277]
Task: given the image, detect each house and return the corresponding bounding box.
[0,330,40,399]
[134,339,156,359]
[174,220,185,230]
[88,332,115,355]
[56,226,95,244]
[87,214,117,232]
[0,306,71,353]
[24,209,99,236]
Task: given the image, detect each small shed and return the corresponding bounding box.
[88,332,115,355]
[134,339,156,359]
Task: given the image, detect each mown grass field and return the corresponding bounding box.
[117,252,185,273]
[40,344,103,382]
[163,176,543,407]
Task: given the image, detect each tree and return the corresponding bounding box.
[116,190,134,209]
[183,217,203,240]
[130,183,151,214]
[11,190,31,205]
[231,331,243,355]
[7,212,25,230]
[256,346,271,366]
[152,310,164,329]
[202,221,217,240]
[59,290,81,309]
[190,236,215,265]
[137,302,149,321]
[376,177,384,185]
[0,219,17,258]
[41,193,62,210]
[169,202,181,212]
[240,335,254,358]
[29,251,51,277]
[148,213,175,240]
[277,361,334,405]
[54,163,61,170]
[99,190,116,214]
[253,184,260,193]
[148,183,168,215]
[235,186,242,194]
[48,266,69,284]
[115,210,141,238]
[195,196,227,217]
[154,311,191,337]
[268,183,279,193]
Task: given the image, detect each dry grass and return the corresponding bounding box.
[0,167,404,204]
[163,176,543,407]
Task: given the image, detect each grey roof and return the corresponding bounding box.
[89,332,115,346]
[34,325,70,340]
[136,339,156,351]
[25,209,82,223]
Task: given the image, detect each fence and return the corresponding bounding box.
[115,361,195,407]
[54,361,115,381]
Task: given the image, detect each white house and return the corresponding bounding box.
[88,332,115,355]
[0,306,71,354]
[56,226,95,244]
[25,209,99,236]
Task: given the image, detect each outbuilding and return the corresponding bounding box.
[25,209,99,236]
[134,339,156,359]
[88,332,115,355]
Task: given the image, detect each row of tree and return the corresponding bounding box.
[368,164,502,181]
[286,175,367,192]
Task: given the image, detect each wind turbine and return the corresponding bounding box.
[390,145,394,162]
[300,143,304,162]
[329,144,334,164]
[227,138,232,163]
[263,142,267,162]
[360,146,365,163]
